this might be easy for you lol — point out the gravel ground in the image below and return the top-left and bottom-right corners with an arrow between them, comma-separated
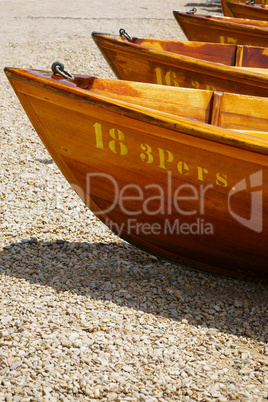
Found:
1,1 -> 268,401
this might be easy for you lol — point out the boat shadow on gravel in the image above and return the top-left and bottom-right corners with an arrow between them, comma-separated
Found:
0,239 -> 267,343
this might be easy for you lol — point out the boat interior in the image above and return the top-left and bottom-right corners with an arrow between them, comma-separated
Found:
74,76 -> 268,137
131,38 -> 268,68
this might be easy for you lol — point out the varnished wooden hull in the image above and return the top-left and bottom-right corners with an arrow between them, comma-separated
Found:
92,32 -> 268,96
173,11 -> 268,47
227,1 -> 268,20
222,0 -> 267,17
5,67 -> 268,280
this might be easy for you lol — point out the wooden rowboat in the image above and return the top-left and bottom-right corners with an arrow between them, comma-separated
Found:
173,10 -> 268,47
221,0 -> 267,17
227,1 -> 268,20
92,31 -> 268,97
5,65 -> 268,280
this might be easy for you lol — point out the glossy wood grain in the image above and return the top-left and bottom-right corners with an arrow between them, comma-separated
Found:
92,32 -> 268,97
4,67 -> 268,279
173,11 -> 268,47
221,0 -> 267,17
227,1 -> 268,20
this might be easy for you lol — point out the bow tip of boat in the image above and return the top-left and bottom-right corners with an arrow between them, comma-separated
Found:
91,31 -> 101,38
91,31 -> 111,39
4,66 -> 21,74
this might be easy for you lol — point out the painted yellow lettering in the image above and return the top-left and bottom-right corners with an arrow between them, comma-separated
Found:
197,166 -> 209,181
177,161 -> 189,175
155,67 -> 163,85
220,35 -> 237,44
157,148 -> 174,169
165,71 -> 180,87
228,37 -> 237,44
109,128 -> 128,155
140,144 -> 154,164
192,80 -> 200,89
205,84 -> 216,91
93,122 -> 104,149
216,172 -> 228,187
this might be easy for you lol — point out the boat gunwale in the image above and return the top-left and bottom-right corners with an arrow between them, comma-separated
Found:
4,67 -> 268,156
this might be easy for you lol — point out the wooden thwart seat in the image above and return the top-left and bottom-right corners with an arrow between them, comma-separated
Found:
210,91 -> 268,135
